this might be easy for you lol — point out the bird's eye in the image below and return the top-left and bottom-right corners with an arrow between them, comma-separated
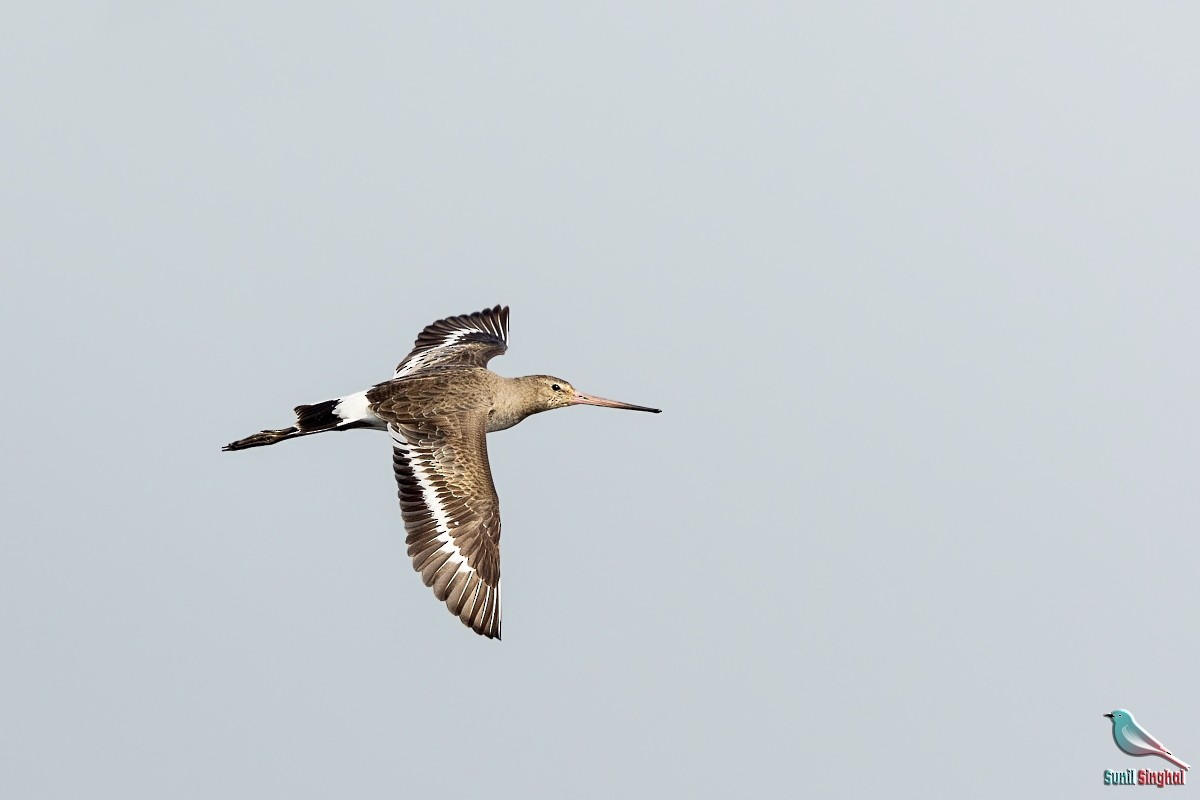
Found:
551,384 -> 561,391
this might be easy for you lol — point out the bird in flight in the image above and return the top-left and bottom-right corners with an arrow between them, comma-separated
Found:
224,305 -> 660,639
1105,710 -> 1190,770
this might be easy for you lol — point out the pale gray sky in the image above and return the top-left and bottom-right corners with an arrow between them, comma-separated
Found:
2,3 -> 1198,798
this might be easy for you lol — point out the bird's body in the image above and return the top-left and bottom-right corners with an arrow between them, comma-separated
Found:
371,369 -> 558,433
1105,710 -> 1190,771
224,306 -> 659,639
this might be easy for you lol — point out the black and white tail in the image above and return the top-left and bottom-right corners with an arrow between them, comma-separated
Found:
222,392 -> 383,451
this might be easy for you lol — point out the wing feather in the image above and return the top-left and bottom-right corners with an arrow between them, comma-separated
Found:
1125,725 -> 1170,755
394,305 -> 509,377
385,411 -> 502,639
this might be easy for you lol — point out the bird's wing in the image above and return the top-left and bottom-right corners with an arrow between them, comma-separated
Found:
394,305 -> 509,378
382,409 -> 502,639
1130,722 -> 1171,753
1123,724 -> 1171,755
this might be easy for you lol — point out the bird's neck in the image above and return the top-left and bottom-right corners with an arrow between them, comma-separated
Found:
487,375 -> 549,433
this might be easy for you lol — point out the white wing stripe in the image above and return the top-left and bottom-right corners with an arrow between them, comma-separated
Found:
393,308 -> 510,378
395,328 -> 483,378
387,415 -> 501,638
390,429 -> 476,580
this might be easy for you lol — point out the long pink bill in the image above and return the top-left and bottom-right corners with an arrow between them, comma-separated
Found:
571,392 -> 661,414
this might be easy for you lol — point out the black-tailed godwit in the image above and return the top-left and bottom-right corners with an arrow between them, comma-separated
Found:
224,306 -> 660,639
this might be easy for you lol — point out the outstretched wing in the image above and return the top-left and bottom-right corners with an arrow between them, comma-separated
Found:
394,305 -> 509,378
384,410 -> 502,639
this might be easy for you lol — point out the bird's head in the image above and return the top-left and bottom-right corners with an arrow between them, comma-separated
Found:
1105,710 -> 1132,724
526,375 -> 661,415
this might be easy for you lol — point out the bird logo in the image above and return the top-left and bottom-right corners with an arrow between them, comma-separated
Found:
1105,710 -> 1190,771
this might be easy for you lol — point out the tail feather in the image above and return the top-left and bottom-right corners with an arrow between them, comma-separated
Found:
223,393 -> 380,452
294,399 -> 341,432
222,427 -> 302,451
1160,751 -> 1190,771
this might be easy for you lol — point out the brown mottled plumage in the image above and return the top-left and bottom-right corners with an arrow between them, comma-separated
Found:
224,306 -> 660,640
